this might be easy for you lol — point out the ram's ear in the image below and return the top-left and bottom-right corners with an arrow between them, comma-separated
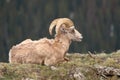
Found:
60,24 -> 67,34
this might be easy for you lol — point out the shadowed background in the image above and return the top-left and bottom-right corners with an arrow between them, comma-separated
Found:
0,0 -> 120,62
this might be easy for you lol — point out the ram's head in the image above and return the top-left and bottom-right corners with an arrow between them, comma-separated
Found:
49,18 -> 83,42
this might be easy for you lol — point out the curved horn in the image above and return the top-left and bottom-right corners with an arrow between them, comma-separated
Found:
49,19 -> 59,35
49,18 -> 74,35
55,18 -> 74,34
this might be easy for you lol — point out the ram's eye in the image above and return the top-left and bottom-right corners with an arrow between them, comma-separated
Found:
71,29 -> 75,33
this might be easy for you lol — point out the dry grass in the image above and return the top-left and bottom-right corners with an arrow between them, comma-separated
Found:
0,50 -> 120,80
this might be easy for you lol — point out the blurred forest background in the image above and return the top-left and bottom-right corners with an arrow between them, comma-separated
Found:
0,0 -> 120,62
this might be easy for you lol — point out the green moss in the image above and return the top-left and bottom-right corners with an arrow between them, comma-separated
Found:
0,51 -> 120,80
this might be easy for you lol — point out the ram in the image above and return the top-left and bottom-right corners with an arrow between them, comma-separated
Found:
9,18 -> 83,66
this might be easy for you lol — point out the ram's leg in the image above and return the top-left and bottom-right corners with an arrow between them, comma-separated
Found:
44,57 -> 56,66
64,57 -> 70,61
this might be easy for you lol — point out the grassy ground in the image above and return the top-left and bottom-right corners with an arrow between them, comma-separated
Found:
0,50 -> 120,80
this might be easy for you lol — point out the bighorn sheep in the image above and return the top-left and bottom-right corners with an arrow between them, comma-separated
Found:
9,18 -> 83,66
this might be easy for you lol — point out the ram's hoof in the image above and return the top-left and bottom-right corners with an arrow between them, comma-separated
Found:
64,57 -> 70,61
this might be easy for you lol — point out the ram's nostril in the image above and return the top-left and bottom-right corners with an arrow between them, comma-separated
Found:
81,36 -> 83,39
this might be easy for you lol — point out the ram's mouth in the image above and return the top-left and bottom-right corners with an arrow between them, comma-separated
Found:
76,35 -> 83,42
72,37 -> 82,42
77,38 -> 83,42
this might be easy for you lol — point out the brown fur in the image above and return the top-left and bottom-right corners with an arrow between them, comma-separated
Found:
9,18 -> 83,66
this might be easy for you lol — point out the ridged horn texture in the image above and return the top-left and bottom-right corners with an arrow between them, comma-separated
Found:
49,18 -> 74,35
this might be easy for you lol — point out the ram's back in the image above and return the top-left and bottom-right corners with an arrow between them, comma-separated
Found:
9,38 -> 54,64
